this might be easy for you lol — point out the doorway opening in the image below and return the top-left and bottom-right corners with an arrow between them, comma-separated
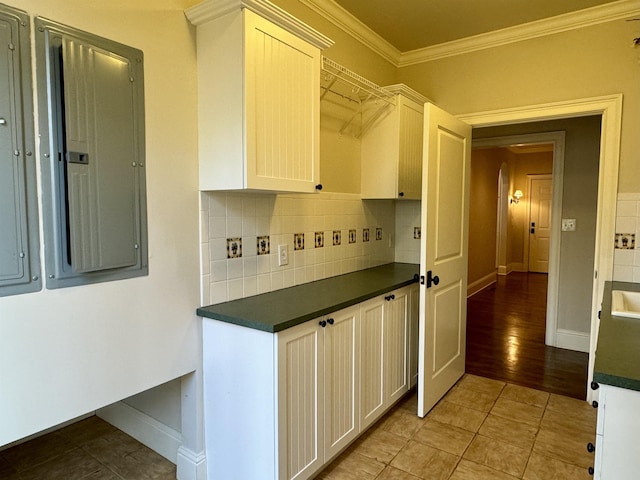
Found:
464,117 -> 603,400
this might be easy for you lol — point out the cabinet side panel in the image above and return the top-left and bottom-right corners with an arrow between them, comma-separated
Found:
203,320 -> 277,480
197,14 -> 244,190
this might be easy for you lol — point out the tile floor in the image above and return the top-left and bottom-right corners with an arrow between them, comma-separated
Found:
0,416 -> 175,480
0,374 -> 596,480
317,374 -> 597,480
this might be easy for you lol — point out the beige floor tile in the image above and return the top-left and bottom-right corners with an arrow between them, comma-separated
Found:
457,374 -> 505,398
462,434 -> 530,477
381,408 -> 425,439
541,408 -> 596,437
478,414 -> 538,450
390,440 -> 459,480
543,394 -> 596,435
445,385 -> 497,412
523,452 -> 593,480
533,426 -> 595,469
427,401 -> 487,433
449,459 -> 520,480
376,465 -> 423,480
500,384 -> 550,408
317,451 -> 385,480
491,397 -> 544,427
352,426 -> 409,464
412,419 -> 474,456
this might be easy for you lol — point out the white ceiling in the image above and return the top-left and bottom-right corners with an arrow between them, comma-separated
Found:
330,0 -> 622,51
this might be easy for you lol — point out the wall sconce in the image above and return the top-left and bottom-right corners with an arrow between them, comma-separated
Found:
511,190 -> 523,204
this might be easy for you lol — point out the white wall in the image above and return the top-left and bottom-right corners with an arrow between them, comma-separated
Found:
0,0 -> 200,448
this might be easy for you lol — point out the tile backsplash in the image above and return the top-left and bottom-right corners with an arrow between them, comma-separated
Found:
613,193 -> 640,282
200,191 -> 400,305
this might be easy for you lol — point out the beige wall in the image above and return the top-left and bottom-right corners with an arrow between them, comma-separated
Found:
398,19 -> 640,194
468,148 -> 554,286
468,148 -> 505,284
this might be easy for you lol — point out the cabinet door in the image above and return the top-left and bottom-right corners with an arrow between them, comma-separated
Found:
359,296 -> 385,430
597,385 -> 640,480
323,306 -> 359,460
277,319 -> 324,480
244,10 -> 320,192
397,98 -> 424,200
384,289 -> 409,403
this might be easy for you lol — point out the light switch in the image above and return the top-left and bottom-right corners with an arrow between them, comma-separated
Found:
562,218 -> 576,231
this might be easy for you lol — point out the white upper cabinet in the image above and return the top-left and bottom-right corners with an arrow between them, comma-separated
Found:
186,0 -> 333,192
361,84 -> 428,200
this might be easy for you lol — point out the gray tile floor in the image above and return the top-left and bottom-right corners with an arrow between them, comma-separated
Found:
0,374 -> 597,480
0,417 -> 175,480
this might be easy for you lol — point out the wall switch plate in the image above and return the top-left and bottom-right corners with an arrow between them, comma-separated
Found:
562,218 -> 576,231
278,244 -> 289,266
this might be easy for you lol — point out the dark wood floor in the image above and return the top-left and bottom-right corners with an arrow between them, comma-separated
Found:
466,272 -> 589,400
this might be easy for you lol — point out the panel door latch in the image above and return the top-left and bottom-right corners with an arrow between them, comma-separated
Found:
421,270 -> 440,288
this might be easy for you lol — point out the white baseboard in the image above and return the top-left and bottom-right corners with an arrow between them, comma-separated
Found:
497,265 -> 508,275
177,446 -> 207,480
467,272 -> 496,297
555,329 -> 590,353
97,401 -> 182,464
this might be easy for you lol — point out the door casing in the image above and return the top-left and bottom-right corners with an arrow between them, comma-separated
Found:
459,94 -> 622,404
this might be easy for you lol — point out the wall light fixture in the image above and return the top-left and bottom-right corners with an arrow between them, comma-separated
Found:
511,190 -> 523,204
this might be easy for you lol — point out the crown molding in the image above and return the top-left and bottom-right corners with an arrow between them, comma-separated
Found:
384,83 -> 429,105
185,0 -> 334,49
301,0 -> 640,67
299,0 -> 399,65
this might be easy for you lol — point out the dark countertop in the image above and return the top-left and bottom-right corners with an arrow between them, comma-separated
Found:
593,281 -> 640,391
197,262 -> 420,333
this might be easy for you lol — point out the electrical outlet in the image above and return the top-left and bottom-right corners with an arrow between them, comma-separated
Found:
561,218 -> 576,231
278,244 -> 289,266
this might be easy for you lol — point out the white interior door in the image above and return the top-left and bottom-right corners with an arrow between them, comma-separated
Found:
528,175 -> 553,273
418,104 -> 471,417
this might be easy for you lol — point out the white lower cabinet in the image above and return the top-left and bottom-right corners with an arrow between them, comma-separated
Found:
359,287 -> 412,431
594,384 -> 640,479
202,285 -> 417,480
277,305 -> 360,480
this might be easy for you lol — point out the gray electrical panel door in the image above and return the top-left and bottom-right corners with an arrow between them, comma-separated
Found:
36,18 -> 147,289
63,38 -> 137,273
0,6 -> 40,296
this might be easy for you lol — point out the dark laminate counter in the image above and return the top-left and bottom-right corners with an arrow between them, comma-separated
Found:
197,262 -> 420,333
593,281 -> 640,391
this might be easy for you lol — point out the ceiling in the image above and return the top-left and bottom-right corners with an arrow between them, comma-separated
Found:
330,0 -> 622,52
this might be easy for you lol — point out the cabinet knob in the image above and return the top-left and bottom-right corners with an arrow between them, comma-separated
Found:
591,381 -> 599,390
315,184 -> 323,191
319,320 -> 327,328
592,400 -> 598,409
588,466 -> 594,476
385,294 -> 395,301
327,318 -> 334,325
587,442 -> 595,453
398,191 -> 404,197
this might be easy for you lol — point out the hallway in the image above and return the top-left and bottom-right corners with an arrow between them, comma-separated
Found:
465,272 -> 589,400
